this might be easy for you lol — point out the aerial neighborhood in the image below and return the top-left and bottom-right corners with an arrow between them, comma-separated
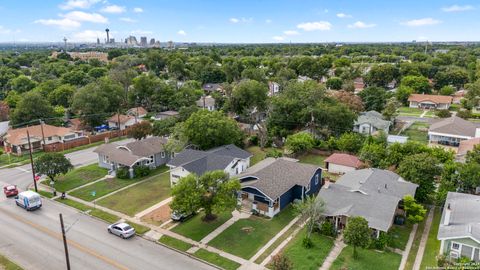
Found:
1,1 -> 480,270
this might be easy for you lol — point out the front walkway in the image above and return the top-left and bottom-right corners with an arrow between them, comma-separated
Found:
412,207 -> 435,270
398,223 -> 418,270
319,235 -> 346,270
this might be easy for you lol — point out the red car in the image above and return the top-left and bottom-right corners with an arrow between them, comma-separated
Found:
3,185 -> 18,197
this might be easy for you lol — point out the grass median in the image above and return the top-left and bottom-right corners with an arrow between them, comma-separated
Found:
53,164 -> 107,192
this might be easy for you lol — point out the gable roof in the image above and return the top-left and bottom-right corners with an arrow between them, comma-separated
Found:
4,124 -> 75,145
239,158 -> 320,200
167,144 -> 252,176
354,111 -> 391,130
325,153 -> 362,168
438,192 -> 480,243
127,107 -> 148,117
429,116 -> 479,138
202,83 -> 224,92
457,137 -> 480,158
408,94 -> 453,104
107,114 -> 136,124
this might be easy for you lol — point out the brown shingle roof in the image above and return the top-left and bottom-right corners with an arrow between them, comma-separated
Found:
107,114 -> 135,124
457,137 -> 480,157
5,124 -> 74,145
408,94 -> 453,104
325,153 -> 362,168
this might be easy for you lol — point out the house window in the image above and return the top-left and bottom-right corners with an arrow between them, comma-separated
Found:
150,155 -> 154,163
161,152 -> 165,158
452,242 -> 460,251
315,174 -> 319,185
47,136 -> 52,141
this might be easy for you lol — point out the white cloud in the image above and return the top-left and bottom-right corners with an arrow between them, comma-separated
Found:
61,11 -> 108,23
133,7 -> 144,13
177,30 -> 187,36
272,36 -> 284,41
229,18 -> 239,23
0,26 -> 11,34
100,5 -> 126,14
59,0 -> 100,10
402,18 -> 441,27
284,30 -> 299,36
229,17 -> 253,23
265,19 -> 272,24
348,21 -> 376,29
34,18 -> 81,29
336,13 -> 352,18
71,30 -> 105,42
297,21 -> 332,31
442,5 -> 474,12
120,17 -> 137,23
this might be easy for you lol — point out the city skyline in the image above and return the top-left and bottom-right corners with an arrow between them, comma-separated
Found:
0,0 -> 480,43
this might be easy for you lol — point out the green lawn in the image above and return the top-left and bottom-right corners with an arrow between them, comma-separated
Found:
419,207 -> 442,270
397,107 -> 423,116
404,208 -> 430,270
400,122 -> 429,145
55,198 -> 121,224
34,189 -> 54,198
331,246 -> 402,270
0,254 -> 23,270
209,206 -> 297,259
126,221 -> 151,235
254,222 -> 301,264
56,198 -> 92,211
282,229 -> 335,270
388,224 -> 413,251
158,235 -> 192,252
298,153 -> 327,166
53,164 -> 108,192
69,177 -> 136,201
247,146 -> 270,165
194,249 -> 240,270
97,172 -> 171,216
172,211 -> 233,241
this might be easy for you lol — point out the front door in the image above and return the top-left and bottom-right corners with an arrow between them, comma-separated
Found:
248,193 -> 254,201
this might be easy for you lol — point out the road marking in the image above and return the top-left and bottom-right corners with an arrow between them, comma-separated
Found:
0,207 -> 129,270
14,167 -> 30,173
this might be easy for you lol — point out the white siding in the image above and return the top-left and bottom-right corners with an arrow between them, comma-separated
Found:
328,163 -> 356,174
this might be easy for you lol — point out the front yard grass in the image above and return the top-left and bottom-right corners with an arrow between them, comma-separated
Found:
0,254 -> 23,270
158,235 -> 192,252
397,107 -> 423,116
171,211 -> 232,241
97,172 -> 171,216
331,246 -> 402,270
69,177 -> 135,201
400,122 -> 429,145
208,206 -> 296,259
388,224 -> 413,251
404,208 -> 430,270
55,198 -> 121,224
419,207 -> 442,270
194,249 -> 240,270
247,146 -> 273,165
53,164 -> 107,192
298,153 -> 327,166
126,221 -> 151,235
281,228 -> 335,270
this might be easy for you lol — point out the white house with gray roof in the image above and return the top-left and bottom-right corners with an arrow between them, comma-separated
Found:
438,192 -> 480,262
428,116 -> 480,147
317,168 -> 418,237
166,144 -> 252,186
353,111 -> 391,135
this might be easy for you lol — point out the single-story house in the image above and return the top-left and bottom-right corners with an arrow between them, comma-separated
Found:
127,107 -> 148,118
107,114 -> 138,130
453,90 -> 466,105
94,136 -> 170,178
151,111 -> 179,121
317,168 -> 418,237
202,83 -> 224,93
268,81 -> 280,96
3,124 -> 83,155
324,153 -> 362,174
167,144 -> 252,186
456,138 -> 480,163
0,121 -> 9,145
238,157 -> 322,217
408,94 -> 453,110
428,116 -> 480,147
437,192 -> 480,262
353,111 -> 391,135
196,96 -> 216,111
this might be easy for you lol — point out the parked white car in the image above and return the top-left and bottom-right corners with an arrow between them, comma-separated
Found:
107,222 -> 135,239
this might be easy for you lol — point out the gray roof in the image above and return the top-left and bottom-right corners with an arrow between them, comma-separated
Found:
167,144 -> 252,176
202,83 -> 223,91
317,168 -> 418,232
94,144 -> 146,167
354,111 -> 391,130
438,192 -> 480,243
196,96 -> 215,108
429,116 -> 479,138
239,158 -> 320,200
124,137 -> 167,157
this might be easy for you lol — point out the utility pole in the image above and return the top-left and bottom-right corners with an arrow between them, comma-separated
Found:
59,213 -> 71,270
26,129 -> 38,192
117,110 -> 121,137
39,119 -> 46,151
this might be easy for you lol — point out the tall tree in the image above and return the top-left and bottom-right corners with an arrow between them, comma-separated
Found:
128,121 -> 153,140
398,153 -> 441,202
359,86 -> 387,112
34,153 -> 73,191
293,196 -> 324,247
285,132 -> 315,155
10,91 -> 56,125
230,79 -> 268,119
343,216 -> 371,259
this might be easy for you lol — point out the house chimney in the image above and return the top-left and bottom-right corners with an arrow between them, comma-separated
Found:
444,203 -> 451,226
324,180 -> 330,189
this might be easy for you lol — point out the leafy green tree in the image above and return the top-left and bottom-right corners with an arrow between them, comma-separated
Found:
365,64 -> 399,88
171,171 -> 241,221
4,90 -> 21,108
10,91 -> 56,125
335,132 -> 365,153
435,109 -> 451,118
439,85 -> 455,96
400,75 -> 431,94
107,49 -> 124,60
48,84 -> 75,108
434,67 -> 469,89
293,196 -> 324,247
359,142 -> 386,168
152,117 -> 178,136
128,121 -> 153,140
359,86 -> 387,112
326,77 -> 343,90
109,62 -> 138,101
10,75 -> 37,93
457,162 -> 480,193
332,90 -> 364,112
34,153 -> 73,188
88,67 -> 107,79
241,68 -> 266,83
343,216 -> 371,259
230,79 -> 268,118
182,110 -> 244,150
382,97 -> 400,121
395,86 -> 414,105
145,50 -> 166,75
403,195 -> 426,224
285,132 -> 315,155
398,153 -> 441,202
466,144 -> 480,164
62,70 -> 90,86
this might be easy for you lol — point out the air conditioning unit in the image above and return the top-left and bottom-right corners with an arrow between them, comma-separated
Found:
450,251 -> 460,259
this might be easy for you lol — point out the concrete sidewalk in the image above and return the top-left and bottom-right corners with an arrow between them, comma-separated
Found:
398,223 -> 418,270
319,235 -> 345,270
412,207 -> 435,270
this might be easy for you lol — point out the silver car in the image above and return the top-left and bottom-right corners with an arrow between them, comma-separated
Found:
108,222 -> 135,239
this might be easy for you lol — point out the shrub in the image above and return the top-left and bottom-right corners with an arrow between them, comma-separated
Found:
116,167 -> 130,179
457,110 -> 472,119
0,149 -> 3,155
368,232 -> 389,250
248,135 -> 259,146
271,253 -> 293,270
266,149 -> 283,158
435,109 -> 451,118
302,237 -> 314,249
319,221 -> 336,237
134,165 -> 150,178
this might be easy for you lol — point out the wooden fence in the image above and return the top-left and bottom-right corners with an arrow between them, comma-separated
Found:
44,129 -> 130,153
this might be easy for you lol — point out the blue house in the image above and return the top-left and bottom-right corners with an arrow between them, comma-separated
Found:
238,157 -> 322,217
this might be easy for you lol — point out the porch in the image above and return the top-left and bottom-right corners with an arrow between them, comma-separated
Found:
238,191 -> 280,218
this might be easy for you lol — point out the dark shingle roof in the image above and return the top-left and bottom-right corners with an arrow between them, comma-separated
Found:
429,116 -> 479,138
207,144 -> 252,160
124,137 -> 168,157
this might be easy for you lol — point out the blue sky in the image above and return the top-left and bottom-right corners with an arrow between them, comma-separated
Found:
0,0 -> 479,43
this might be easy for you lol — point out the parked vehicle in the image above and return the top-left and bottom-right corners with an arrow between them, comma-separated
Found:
15,191 -> 42,211
3,185 -> 18,197
171,211 -> 194,222
107,222 -> 135,239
